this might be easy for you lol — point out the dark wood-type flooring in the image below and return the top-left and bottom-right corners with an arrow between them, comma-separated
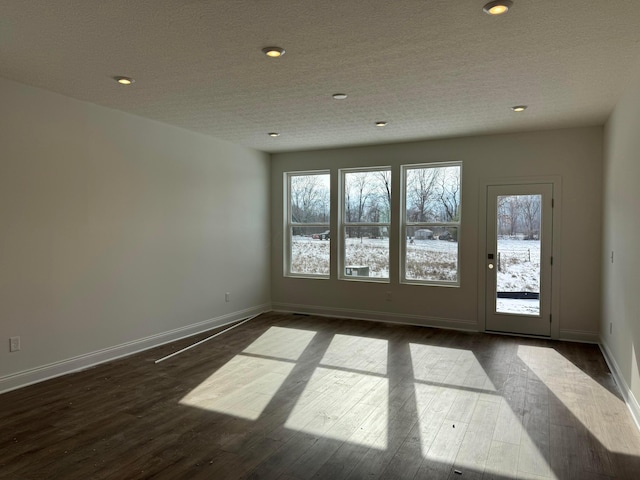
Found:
2,312 -> 640,479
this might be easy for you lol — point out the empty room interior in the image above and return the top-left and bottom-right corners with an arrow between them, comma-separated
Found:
2,1 -> 640,479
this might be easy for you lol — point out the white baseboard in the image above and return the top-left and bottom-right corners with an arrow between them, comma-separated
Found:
0,304 -> 271,395
599,340 -> 640,432
272,302 -> 478,332
559,329 -> 600,343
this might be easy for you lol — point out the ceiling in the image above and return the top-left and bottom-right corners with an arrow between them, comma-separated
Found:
2,1 -> 640,153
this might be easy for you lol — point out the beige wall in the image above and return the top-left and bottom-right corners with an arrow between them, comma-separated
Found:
0,78 -> 271,382
271,127 -> 603,338
0,74 -> 609,393
602,74 -> 640,409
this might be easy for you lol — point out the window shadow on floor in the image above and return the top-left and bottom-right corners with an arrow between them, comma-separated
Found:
1,313 -> 640,479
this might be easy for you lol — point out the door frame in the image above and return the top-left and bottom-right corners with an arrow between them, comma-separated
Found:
485,183 -> 552,336
477,176 -> 562,339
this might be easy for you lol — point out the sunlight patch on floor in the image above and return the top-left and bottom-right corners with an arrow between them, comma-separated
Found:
410,344 -> 497,393
518,345 -> 640,455
413,383 -> 456,458
180,354 -> 295,420
242,326 -> 317,360
285,366 -> 389,449
180,327 -> 319,419
320,334 -> 388,375
283,333 -> 389,448
409,344 -> 556,478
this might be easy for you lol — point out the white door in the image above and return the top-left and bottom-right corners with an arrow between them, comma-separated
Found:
486,184 -> 553,336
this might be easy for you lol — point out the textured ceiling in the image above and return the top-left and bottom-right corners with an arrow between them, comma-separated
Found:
2,1 -> 640,153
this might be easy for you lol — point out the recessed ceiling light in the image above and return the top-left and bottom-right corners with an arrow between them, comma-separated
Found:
114,76 -> 135,85
483,0 -> 513,15
375,121 -> 388,127
511,105 -> 528,112
262,47 -> 285,58
332,93 -> 348,100
268,132 -> 280,137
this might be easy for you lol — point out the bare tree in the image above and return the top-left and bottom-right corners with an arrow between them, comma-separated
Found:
406,168 -> 440,222
437,167 -> 460,221
520,195 -> 541,239
497,195 -> 521,236
344,170 -> 392,238
344,172 -> 372,237
291,174 -> 329,223
345,172 -> 367,224
376,170 -> 392,221
497,196 -> 510,236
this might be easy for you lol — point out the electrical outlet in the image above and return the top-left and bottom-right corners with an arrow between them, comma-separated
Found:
10,336 -> 20,352
385,291 -> 392,301
225,292 -> 231,303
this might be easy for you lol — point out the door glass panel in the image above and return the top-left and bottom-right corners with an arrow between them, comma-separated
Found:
495,194 -> 541,316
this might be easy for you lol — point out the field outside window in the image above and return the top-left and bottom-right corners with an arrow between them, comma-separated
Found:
286,172 -> 330,277
403,163 -> 461,285
341,168 -> 391,281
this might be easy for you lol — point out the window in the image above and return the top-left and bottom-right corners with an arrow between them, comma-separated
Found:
340,168 -> 391,281
285,163 -> 462,286
286,171 -> 331,277
402,162 -> 461,285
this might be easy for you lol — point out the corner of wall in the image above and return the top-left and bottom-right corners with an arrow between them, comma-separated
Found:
0,304 -> 271,395
599,340 -> 640,431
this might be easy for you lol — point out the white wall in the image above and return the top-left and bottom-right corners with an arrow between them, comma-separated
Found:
602,73 -> 640,419
271,127 -> 603,338
0,78 -> 271,387
0,73 -> 608,394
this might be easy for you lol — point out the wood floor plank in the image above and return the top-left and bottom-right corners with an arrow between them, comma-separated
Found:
484,440 -> 520,479
414,419 -> 468,479
1,312 -> 639,479
493,398 -> 524,445
310,405 -> 387,480
342,394 -> 421,479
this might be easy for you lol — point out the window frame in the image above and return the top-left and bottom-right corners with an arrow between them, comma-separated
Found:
339,166 -> 392,283
401,161 -> 462,287
284,170 -> 331,279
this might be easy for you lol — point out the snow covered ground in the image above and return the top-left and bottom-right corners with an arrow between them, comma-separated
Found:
290,237 -> 330,275
496,238 -> 540,292
291,236 -> 542,313
345,237 -> 390,277
495,239 -> 541,315
496,298 -> 540,315
291,236 -> 459,280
